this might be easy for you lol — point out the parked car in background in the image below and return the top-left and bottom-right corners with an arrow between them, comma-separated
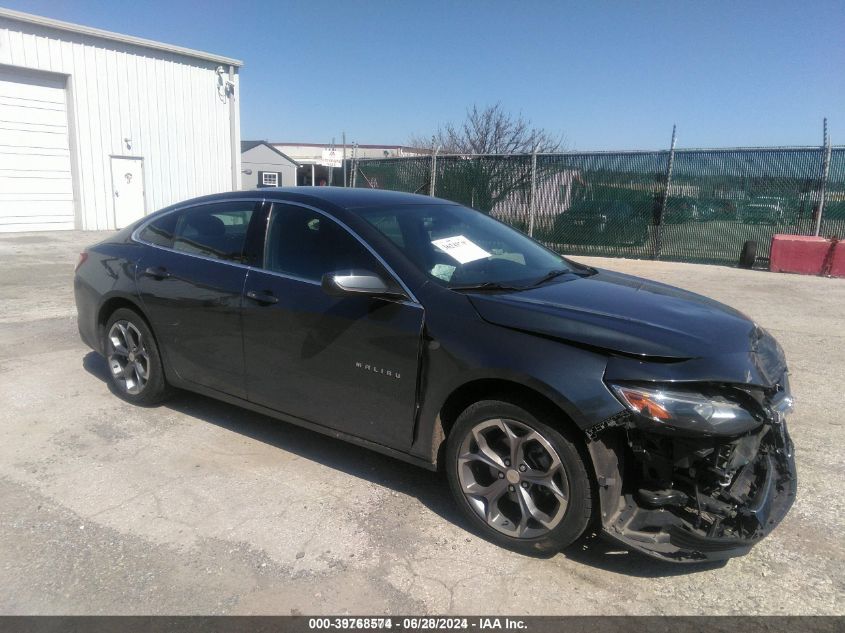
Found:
661,196 -> 704,224
553,184 -> 650,246
742,196 -> 788,225
74,188 -> 796,563
708,199 -> 739,221
661,197 -> 737,223
822,199 -> 845,223
690,202 -> 716,223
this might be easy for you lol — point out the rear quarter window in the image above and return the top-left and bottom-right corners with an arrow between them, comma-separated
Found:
172,204 -> 255,262
137,203 -> 256,263
138,213 -> 177,248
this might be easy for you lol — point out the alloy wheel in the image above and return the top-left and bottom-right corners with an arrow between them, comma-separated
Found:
107,321 -> 150,395
457,418 -> 569,539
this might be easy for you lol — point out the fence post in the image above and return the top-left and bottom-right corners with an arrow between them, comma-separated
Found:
654,124 -> 677,259
342,131 -> 347,187
815,118 -> 832,236
429,146 -> 440,196
351,143 -> 358,188
528,150 -> 538,237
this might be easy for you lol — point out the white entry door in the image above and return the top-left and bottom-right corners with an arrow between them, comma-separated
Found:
111,156 -> 145,229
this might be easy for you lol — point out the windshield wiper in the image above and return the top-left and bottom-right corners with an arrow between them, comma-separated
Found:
451,267 -> 586,293
527,268 -> 572,287
568,262 -> 599,276
450,281 -> 525,292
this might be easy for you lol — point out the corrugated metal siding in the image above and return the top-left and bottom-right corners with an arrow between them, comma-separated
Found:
0,17 -> 239,230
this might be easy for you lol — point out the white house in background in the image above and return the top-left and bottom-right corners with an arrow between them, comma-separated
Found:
272,142 -> 429,186
240,141 -> 298,189
0,8 -> 242,232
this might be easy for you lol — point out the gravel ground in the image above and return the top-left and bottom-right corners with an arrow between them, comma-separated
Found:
0,230 -> 842,615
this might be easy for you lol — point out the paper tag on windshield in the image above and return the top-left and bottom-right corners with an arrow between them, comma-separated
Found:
431,235 -> 491,264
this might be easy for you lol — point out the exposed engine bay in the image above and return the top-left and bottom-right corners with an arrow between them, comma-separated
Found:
589,381 -> 797,562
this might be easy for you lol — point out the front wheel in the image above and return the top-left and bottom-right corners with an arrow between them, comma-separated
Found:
445,400 -> 594,555
104,308 -> 171,405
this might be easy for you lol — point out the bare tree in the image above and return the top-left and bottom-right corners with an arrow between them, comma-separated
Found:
409,103 -> 564,154
406,104 -> 565,217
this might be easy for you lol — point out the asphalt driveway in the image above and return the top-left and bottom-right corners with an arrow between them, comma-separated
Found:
0,230 -> 842,615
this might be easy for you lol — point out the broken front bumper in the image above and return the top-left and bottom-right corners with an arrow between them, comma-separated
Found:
589,412 -> 797,563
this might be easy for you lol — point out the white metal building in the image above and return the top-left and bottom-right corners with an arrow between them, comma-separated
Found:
0,8 -> 242,232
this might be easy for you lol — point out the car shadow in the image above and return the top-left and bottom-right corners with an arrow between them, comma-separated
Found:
83,351 -> 725,578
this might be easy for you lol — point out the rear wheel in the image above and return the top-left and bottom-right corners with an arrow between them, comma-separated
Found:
445,400 -> 593,555
104,308 -> 171,405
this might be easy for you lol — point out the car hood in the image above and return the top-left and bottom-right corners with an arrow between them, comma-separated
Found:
467,269 -> 779,366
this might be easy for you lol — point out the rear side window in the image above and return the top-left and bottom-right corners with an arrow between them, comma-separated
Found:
264,204 -> 382,282
170,203 -> 255,262
138,213 -> 177,248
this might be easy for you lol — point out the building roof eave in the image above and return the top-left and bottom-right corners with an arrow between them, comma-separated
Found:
0,8 -> 243,67
241,141 -> 300,167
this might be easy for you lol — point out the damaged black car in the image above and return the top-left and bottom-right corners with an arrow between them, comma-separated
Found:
74,188 -> 796,563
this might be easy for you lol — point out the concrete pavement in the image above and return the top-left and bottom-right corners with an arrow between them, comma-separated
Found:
0,230 -> 842,615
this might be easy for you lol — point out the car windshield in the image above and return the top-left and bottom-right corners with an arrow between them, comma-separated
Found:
354,203 -> 577,289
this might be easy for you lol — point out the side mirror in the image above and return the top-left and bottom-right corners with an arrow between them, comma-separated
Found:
321,270 -> 405,299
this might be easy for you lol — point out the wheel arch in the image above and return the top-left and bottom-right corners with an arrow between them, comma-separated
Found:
431,377 -> 588,471
96,294 -> 153,353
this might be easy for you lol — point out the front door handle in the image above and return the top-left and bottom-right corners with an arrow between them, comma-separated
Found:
143,266 -> 171,280
246,290 -> 278,305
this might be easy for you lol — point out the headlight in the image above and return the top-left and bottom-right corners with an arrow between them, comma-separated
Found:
609,383 -> 761,435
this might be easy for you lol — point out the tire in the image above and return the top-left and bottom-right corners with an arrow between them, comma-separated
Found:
104,308 -> 172,405
739,240 -> 757,269
445,399 -> 593,556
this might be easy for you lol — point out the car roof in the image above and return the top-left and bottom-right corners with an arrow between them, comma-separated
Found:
163,187 -> 457,211
144,188 -> 460,226
263,187 -> 456,209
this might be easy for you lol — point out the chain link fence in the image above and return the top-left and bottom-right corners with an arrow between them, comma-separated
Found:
348,143 -> 845,267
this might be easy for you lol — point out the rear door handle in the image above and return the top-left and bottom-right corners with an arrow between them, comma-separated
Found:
143,266 -> 171,280
246,290 -> 278,305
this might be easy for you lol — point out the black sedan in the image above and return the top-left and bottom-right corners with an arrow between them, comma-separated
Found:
74,188 -> 796,562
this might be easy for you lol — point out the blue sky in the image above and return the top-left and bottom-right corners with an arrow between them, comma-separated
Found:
7,1 -> 844,150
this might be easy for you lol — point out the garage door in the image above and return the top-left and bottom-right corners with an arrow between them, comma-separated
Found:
0,68 -> 74,232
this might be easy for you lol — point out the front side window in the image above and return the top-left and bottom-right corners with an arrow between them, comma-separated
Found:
264,204 -> 383,282
169,202 -> 255,262
354,203 -> 574,287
